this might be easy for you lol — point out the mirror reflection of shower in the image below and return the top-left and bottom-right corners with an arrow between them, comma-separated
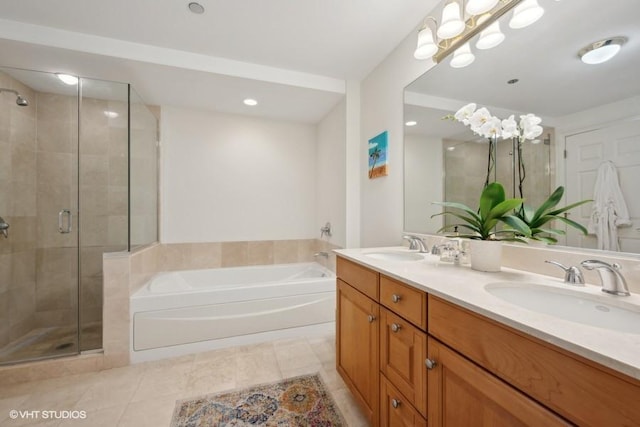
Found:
0,88 -> 29,106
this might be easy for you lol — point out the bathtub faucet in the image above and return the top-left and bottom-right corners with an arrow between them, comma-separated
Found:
314,252 -> 329,259
320,222 -> 332,238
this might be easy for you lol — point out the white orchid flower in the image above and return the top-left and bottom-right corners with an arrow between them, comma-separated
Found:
480,116 -> 503,139
454,103 -> 476,125
500,115 -> 519,139
523,124 -> 543,140
469,107 -> 492,130
520,114 -> 543,140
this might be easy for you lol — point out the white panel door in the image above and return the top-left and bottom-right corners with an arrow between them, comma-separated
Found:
565,120 -> 640,252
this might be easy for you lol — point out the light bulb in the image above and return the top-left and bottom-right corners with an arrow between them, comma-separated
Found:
414,26 -> 438,60
465,0 -> 499,15
476,21 -> 505,50
509,0 -> 544,29
57,74 -> 78,85
437,2 -> 465,39
450,43 -> 475,68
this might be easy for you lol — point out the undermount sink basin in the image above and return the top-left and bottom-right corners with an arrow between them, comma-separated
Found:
364,251 -> 425,262
485,282 -> 640,334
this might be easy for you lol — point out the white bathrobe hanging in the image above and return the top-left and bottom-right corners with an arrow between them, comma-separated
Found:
587,161 -> 631,251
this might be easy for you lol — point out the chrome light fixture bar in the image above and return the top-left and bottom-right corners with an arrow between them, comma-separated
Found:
414,0 -> 528,65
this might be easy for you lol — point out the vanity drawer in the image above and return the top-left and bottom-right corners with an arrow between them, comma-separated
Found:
428,295 -> 640,427
337,256 -> 379,301
380,374 -> 426,427
380,275 -> 427,330
380,307 -> 427,417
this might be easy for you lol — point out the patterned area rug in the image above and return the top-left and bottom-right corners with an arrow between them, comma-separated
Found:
171,373 -> 345,426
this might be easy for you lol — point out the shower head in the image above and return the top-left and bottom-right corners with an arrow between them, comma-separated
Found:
16,95 -> 28,107
0,88 -> 29,107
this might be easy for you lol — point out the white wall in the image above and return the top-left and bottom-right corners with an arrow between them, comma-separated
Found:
316,99 -> 347,247
161,106 -> 317,243
404,134 -> 443,233
359,31 -> 437,247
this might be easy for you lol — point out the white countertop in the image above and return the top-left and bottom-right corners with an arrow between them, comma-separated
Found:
335,246 -> 640,381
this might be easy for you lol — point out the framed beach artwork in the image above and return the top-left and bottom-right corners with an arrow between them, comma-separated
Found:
368,131 -> 388,179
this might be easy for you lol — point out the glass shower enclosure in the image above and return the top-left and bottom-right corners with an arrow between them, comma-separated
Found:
0,66 -> 158,365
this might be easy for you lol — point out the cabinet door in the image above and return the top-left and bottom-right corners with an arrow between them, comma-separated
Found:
337,279 -> 379,426
380,374 -> 427,427
427,337 -> 570,427
380,307 -> 427,416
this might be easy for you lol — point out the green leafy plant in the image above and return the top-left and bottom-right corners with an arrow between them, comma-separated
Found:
516,186 -> 591,244
432,182 -> 531,241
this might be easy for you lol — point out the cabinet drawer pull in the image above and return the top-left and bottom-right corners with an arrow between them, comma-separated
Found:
425,358 -> 437,370
368,314 -> 376,323
391,398 -> 401,409
391,323 -> 401,333
391,294 -> 402,303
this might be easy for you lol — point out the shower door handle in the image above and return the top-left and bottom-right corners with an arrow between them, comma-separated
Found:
0,216 -> 8,238
58,209 -> 72,234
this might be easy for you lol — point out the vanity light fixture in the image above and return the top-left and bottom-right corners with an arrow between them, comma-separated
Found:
103,111 -> 119,118
437,1 -> 466,39
450,42 -> 475,68
578,37 -> 626,65
446,146 -> 456,151
243,98 -> 258,106
414,21 -> 439,60
414,0 -> 545,68
466,0 -> 499,15
476,21 -> 505,50
57,73 -> 78,85
508,0 -> 544,29
405,120 -> 418,126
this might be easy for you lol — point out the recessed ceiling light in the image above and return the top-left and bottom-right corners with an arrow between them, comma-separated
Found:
188,2 -> 205,14
243,98 -> 258,106
579,37 -> 626,65
405,121 -> 417,127
104,111 -> 119,118
57,73 -> 78,85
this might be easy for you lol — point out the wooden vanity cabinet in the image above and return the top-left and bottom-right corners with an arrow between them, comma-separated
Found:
338,255 -> 640,427
428,295 -> 640,427
336,258 -> 380,427
380,374 -> 427,427
427,336 -> 570,427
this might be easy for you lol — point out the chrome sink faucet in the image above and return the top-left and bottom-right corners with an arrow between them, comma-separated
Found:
545,261 -> 584,285
402,235 -> 429,253
580,260 -> 630,296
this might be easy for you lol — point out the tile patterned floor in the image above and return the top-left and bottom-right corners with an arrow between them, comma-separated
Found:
0,334 -> 368,426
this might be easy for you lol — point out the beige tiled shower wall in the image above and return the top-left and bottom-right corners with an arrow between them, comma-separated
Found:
34,92 -> 79,334
79,96 -> 129,350
443,133 -> 555,216
0,72 -> 38,349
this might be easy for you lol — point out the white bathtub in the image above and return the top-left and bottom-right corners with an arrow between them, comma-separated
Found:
130,262 -> 336,362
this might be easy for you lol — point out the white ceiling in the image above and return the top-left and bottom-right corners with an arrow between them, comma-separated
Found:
406,0 -> 640,122
0,0 -> 439,123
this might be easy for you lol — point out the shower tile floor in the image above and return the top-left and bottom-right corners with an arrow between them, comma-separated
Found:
0,323 -> 102,366
0,333 -> 368,426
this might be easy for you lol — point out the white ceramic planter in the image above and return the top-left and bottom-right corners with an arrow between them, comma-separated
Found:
469,240 -> 503,272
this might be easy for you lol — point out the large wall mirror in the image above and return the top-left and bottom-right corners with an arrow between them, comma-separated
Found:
404,0 -> 640,254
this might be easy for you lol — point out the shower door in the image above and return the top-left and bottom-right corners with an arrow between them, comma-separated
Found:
0,68 -> 80,364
